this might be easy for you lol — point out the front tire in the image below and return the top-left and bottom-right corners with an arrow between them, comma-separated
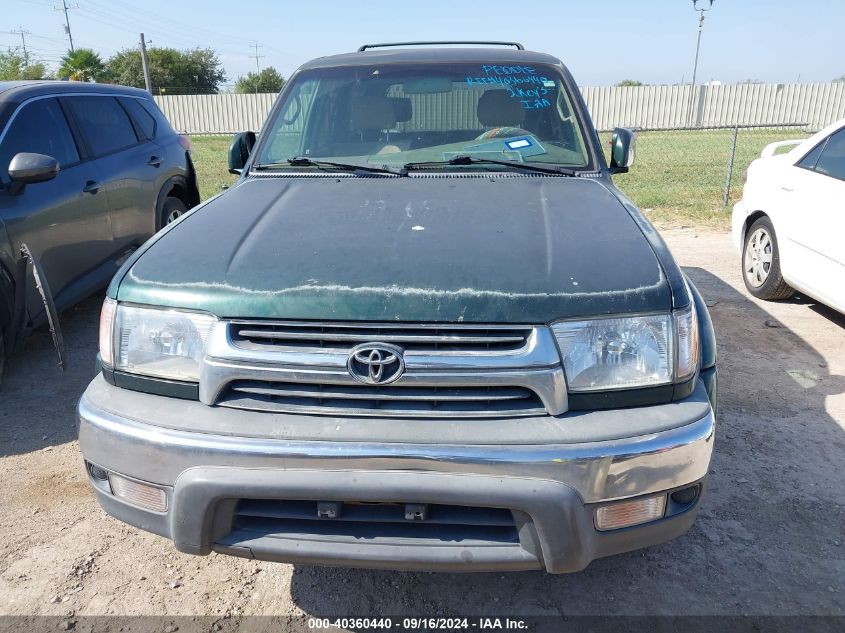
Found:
742,216 -> 794,300
159,196 -> 188,228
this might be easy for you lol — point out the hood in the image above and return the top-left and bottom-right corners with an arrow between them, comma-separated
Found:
117,176 -> 670,323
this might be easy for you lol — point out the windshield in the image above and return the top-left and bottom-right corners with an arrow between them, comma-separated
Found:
253,62 -> 592,171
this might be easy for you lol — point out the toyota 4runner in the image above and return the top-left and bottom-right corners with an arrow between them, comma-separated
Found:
78,42 -> 717,574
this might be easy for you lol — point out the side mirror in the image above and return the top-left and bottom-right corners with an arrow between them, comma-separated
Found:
609,128 -> 636,174
8,152 -> 59,194
228,131 -> 256,175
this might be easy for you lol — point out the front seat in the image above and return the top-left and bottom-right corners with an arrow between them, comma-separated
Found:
348,95 -> 400,155
476,89 -> 530,139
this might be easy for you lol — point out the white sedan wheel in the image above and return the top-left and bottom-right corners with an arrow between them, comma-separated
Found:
741,217 -> 794,301
743,227 -> 774,288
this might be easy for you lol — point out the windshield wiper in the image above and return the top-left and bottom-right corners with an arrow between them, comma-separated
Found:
253,157 -> 406,176
403,155 -> 576,176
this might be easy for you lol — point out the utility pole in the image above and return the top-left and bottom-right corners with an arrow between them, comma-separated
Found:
249,42 -> 265,93
55,0 -> 76,52
249,42 -> 264,73
139,33 -> 152,93
11,27 -> 31,65
688,0 -> 714,124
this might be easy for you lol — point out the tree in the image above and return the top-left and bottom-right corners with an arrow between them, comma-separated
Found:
616,79 -> 644,87
235,67 -> 285,94
106,47 -> 226,94
0,48 -> 49,80
834,75 -> 845,83
58,48 -> 106,82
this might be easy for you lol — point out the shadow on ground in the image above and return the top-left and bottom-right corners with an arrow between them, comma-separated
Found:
0,294 -> 101,456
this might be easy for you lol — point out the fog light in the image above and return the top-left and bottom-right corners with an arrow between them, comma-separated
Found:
86,462 -> 109,481
595,495 -> 666,531
108,473 -> 167,512
671,485 -> 700,506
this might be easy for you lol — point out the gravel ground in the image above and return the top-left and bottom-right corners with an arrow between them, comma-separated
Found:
0,228 -> 843,618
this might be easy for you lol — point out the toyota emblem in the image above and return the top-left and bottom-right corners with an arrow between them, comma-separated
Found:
347,343 -> 405,385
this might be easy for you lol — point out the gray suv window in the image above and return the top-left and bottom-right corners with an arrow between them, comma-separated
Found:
65,96 -> 139,158
0,98 -> 80,171
138,99 -> 175,137
120,97 -> 157,140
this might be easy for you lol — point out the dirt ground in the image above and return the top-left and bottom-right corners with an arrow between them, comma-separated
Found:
0,229 -> 843,619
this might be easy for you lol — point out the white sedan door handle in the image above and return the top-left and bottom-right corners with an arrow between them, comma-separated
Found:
779,186 -> 794,192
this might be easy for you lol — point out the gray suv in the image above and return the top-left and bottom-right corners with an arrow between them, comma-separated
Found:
0,81 -> 199,381
79,43 -> 717,573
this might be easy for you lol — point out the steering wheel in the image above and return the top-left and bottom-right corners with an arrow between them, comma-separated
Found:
280,93 -> 302,125
475,127 -> 533,140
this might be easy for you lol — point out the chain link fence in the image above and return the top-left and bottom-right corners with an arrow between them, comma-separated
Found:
600,124 -> 813,224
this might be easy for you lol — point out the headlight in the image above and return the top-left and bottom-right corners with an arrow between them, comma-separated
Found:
552,308 -> 698,392
100,301 -> 216,382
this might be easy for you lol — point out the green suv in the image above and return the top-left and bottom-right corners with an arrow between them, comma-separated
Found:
79,43 -> 717,573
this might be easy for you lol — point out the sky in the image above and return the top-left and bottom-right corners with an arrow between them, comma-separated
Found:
3,0 -> 844,87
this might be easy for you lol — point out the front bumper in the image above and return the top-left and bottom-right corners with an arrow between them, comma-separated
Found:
78,375 -> 715,573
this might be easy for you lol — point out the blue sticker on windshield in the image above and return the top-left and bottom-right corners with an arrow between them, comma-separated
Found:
462,136 -> 546,158
504,136 -> 546,157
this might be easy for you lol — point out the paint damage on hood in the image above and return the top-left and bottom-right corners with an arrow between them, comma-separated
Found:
117,176 -> 671,323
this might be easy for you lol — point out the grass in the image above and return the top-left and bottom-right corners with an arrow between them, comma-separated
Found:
603,127 -> 810,228
191,127 -> 811,228
190,135 -> 238,200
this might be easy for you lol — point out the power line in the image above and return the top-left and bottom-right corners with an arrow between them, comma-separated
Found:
102,0 -> 251,48
74,5 -> 249,59
26,32 -> 69,45
80,0 -> 297,67
14,0 -> 294,79
83,0 -> 248,51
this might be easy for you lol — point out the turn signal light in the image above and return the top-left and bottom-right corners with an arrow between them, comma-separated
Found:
108,473 -> 167,513
595,495 -> 666,531
98,298 -> 116,367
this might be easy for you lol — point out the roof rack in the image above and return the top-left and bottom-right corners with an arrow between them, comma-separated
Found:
357,41 -> 525,52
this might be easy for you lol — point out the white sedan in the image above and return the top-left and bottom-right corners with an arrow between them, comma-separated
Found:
732,119 -> 845,314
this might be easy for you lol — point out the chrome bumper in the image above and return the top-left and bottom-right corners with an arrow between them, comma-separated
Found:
78,376 -> 715,573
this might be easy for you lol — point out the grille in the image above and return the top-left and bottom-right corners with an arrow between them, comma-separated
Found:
210,320 -> 561,418
226,499 -> 519,545
216,380 -> 546,418
229,321 -> 532,353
